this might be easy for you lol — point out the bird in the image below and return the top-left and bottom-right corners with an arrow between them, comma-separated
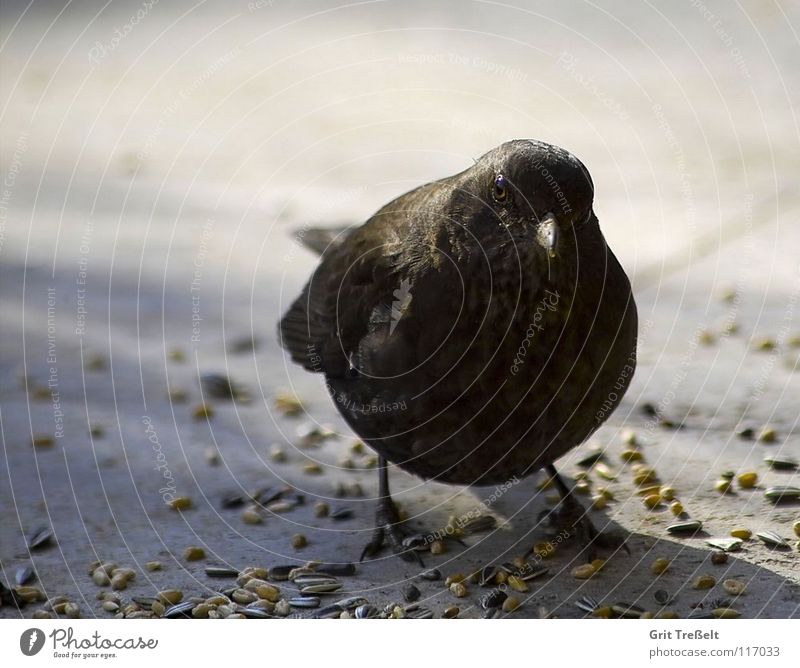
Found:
279,139 -> 637,562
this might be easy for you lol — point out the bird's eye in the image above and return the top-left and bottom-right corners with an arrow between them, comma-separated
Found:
492,174 -> 509,203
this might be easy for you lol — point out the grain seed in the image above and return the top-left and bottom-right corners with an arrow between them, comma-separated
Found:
502,596 -> 521,613
192,403 -> 214,420
168,496 -> 192,511
713,607 -> 741,618
449,582 -> 467,598
711,551 -> 728,565
669,501 -> 684,516
730,528 -> 752,540
157,590 -> 183,605
291,534 -> 308,549
758,427 -> 777,443
660,486 -> 676,501
723,579 -> 746,596
145,561 -> 162,572
571,564 -> 596,579
737,472 -> 758,489
651,558 -> 670,575
241,506 -> 263,524
183,546 -> 206,561
692,575 -> 716,589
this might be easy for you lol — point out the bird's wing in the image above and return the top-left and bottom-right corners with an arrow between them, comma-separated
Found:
278,208 -> 416,377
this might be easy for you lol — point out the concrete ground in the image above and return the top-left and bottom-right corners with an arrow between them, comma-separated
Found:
0,0 -> 798,619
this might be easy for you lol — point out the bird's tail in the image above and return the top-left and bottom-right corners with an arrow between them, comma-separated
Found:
293,225 -> 352,256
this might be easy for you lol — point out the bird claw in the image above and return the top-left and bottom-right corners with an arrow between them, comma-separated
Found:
359,499 -> 423,565
544,494 -> 628,562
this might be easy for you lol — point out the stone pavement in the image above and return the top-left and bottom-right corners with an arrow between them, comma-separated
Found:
0,0 -> 798,618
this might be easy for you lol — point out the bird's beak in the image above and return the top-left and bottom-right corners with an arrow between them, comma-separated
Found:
537,212 -> 559,258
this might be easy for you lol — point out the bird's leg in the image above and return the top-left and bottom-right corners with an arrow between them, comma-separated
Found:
360,457 -> 423,564
543,464 -> 627,561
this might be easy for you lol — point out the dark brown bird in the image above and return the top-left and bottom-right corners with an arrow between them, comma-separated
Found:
279,139 -> 637,561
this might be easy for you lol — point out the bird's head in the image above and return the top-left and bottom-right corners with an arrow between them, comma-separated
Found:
450,139 -> 595,258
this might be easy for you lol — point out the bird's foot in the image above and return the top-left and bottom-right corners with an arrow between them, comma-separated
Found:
539,494 -> 628,562
360,497 -> 424,565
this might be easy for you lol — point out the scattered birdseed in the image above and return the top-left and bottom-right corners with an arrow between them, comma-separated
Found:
737,472 -> 758,489
449,582 -> 468,598
730,528 -> 752,540
651,558 -> 670,575
32,434 -> 54,448
241,506 -> 263,525
430,540 -> 446,555
758,427 -> 777,443
157,590 -> 183,605
710,551 -> 728,565
420,568 -> 442,581
270,445 -> 288,463
205,448 -> 221,466
706,538 -> 742,552
168,496 -> 192,511
92,569 -> 110,586
692,575 -> 716,590
27,527 -> 54,551
101,601 -> 119,613
330,507 -> 354,520
764,456 -> 798,471
643,494 -> 662,509
275,392 -> 304,417
714,479 -> 732,494
712,607 -> 741,618
184,546 -> 206,561
192,404 -> 214,420
592,495 -> 607,510
443,605 -> 459,618
764,486 -> 800,503
291,534 -> 308,549
660,486 -> 676,501
654,590 -> 671,605
15,566 -> 35,586
313,501 -> 330,518
620,449 -> 643,463
669,501 -> 684,516
571,564 -> 595,580
756,530 -> 790,548
794,521 -> 800,539
303,462 -> 323,475
110,573 -> 129,590
723,579 -> 746,596
403,584 -> 421,603
667,519 -> 701,534
502,596 -> 521,613
506,575 -> 528,593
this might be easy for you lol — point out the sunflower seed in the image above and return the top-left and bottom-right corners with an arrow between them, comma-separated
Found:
221,492 -> 246,509
205,566 -> 239,578
574,596 -> 600,614
706,538 -> 743,552
315,563 -> 356,577
478,565 -> 497,586
756,530 -> 790,548
521,566 -> 550,582
462,515 -> 497,534
403,584 -> 420,603
164,601 -> 195,618
577,448 -> 605,467
289,596 -> 321,608
240,608 -> 274,619
354,604 -> 377,619
330,507 -> 354,520
269,565 -> 295,581
300,582 -> 343,595
15,566 -> 35,586
654,590 -> 671,605
763,486 -> 800,503
480,589 -> 507,609
407,607 -> 434,619
667,520 -> 703,534
132,596 -> 157,609
293,575 -> 339,587
27,527 -> 53,551
419,568 -> 441,581
482,608 -> 501,619
402,534 -> 429,550
764,456 -> 798,471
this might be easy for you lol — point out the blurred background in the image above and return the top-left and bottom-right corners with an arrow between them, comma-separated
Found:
0,1 -> 798,619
